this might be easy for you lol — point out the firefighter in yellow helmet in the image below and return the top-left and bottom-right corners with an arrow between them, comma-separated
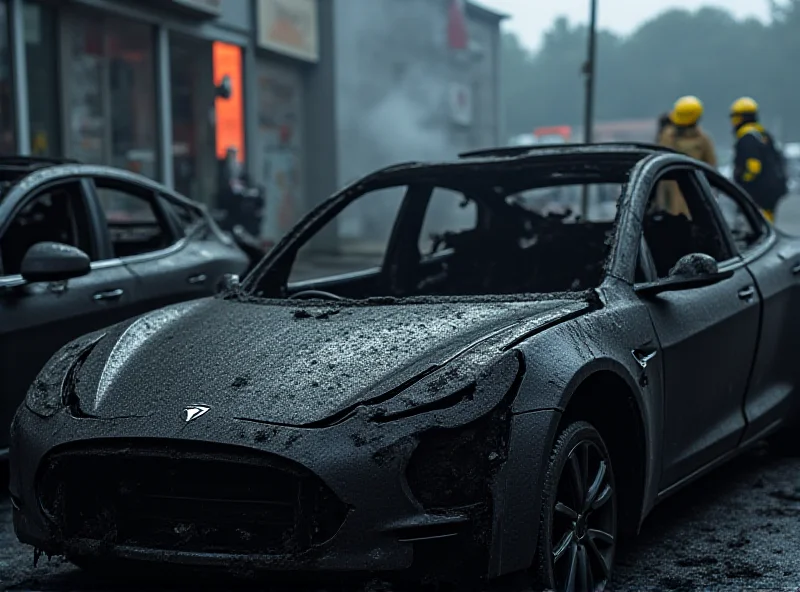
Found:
656,96 -> 718,216
730,97 -> 788,223
660,96 -> 718,165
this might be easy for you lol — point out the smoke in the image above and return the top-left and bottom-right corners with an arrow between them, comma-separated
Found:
335,0 -> 466,243
357,66 -> 453,166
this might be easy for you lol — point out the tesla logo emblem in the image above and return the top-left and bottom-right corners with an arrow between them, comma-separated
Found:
184,405 -> 210,422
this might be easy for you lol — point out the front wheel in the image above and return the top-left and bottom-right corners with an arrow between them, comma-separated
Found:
534,421 -> 618,592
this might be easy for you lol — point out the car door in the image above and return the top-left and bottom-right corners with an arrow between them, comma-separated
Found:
636,166 -> 761,489
0,177 -> 138,452
87,176 -> 221,315
700,171 -> 800,443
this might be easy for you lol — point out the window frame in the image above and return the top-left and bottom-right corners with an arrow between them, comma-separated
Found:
88,175 -> 183,262
0,177 -> 100,278
637,165 -> 738,280
697,170 -> 772,258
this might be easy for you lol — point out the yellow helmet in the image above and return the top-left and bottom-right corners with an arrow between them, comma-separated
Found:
670,96 -> 703,126
730,97 -> 758,117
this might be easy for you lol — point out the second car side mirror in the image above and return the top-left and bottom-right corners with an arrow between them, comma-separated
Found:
20,242 -> 91,284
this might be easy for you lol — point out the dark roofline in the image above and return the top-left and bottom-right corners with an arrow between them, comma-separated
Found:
356,151 -> 655,189
459,142 -> 681,159
466,0 -> 508,22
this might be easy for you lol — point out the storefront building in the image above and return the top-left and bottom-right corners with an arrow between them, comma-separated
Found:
3,0 -> 253,210
253,0 -> 317,244
1,0 -> 502,249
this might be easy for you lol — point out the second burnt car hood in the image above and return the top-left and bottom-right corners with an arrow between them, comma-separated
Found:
73,296 -> 586,425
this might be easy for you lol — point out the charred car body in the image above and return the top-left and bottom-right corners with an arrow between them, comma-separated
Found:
10,144 -> 800,591
0,157 -> 249,457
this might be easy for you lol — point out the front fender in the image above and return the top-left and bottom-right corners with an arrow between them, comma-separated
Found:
509,304 -> 663,528
488,408 -> 561,577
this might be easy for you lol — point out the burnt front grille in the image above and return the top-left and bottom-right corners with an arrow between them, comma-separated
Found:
37,439 -> 348,555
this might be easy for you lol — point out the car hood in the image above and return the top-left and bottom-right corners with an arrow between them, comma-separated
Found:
74,296 -> 589,426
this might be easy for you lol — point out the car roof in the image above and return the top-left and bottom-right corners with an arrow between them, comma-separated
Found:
0,156 -> 82,195
0,160 -> 209,220
457,141 -> 680,159
357,142 -> 674,191
0,155 -> 80,172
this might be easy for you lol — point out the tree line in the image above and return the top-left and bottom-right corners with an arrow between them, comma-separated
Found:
501,0 -> 800,147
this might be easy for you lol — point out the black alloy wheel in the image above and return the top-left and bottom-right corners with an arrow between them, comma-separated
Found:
535,421 -> 617,592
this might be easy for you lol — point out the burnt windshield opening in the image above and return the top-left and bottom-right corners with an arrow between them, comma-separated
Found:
248,159 -> 634,301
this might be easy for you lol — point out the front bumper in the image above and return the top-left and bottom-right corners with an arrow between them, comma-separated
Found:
9,396 -> 557,583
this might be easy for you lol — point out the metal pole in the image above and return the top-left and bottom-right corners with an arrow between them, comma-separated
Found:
10,0 -> 30,154
156,27 -> 174,188
580,0 -> 598,219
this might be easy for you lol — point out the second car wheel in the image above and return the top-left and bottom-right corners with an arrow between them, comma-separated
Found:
534,420 -> 618,592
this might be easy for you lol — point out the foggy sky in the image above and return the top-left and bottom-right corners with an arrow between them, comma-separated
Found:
478,0 -> 772,51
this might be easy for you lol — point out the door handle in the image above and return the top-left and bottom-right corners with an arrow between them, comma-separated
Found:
792,262 -> 800,275
631,349 -> 657,369
738,286 -> 756,301
93,288 -> 124,302
187,273 -> 208,285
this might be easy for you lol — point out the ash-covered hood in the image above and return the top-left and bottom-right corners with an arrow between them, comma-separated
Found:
75,296 -> 584,426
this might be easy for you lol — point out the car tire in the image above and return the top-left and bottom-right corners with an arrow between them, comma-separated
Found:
533,420 -> 618,592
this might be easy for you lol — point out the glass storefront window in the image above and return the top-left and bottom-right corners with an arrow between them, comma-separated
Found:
25,1 -> 60,157
107,16 -> 157,179
255,60 -> 305,242
62,11 -> 158,179
169,33 -> 217,205
0,2 -> 15,154
63,12 -> 105,165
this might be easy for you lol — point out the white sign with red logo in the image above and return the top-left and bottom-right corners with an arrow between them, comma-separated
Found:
449,82 -> 473,126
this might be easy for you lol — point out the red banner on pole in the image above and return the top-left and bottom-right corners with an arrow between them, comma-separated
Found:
447,0 -> 469,50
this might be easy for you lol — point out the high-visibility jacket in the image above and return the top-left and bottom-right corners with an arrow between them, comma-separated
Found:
733,122 -> 787,213
655,124 -> 717,217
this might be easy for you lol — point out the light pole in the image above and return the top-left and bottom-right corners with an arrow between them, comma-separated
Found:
580,0 -> 598,219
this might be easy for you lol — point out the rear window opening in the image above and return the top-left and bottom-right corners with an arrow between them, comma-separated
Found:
96,185 -> 172,258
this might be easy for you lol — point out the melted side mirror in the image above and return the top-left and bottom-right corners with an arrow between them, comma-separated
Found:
20,242 -> 91,283
668,253 -> 719,278
635,253 -> 733,297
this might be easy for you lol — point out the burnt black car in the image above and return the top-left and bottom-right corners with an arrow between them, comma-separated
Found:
9,144 -> 800,591
0,157 -> 249,457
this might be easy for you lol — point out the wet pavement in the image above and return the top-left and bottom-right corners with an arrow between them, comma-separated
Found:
3,442 -> 800,591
